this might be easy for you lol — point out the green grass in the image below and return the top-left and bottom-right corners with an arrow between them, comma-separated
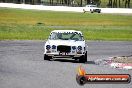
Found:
0,8 -> 132,40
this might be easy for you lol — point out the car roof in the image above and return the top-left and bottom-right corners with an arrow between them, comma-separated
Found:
51,30 -> 82,35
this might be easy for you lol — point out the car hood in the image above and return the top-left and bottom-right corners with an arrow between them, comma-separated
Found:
45,40 -> 85,46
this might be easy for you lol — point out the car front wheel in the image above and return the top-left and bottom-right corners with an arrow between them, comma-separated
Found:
79,52 -> 87,63
44,54 -> 52,61
98,11 -> 101,13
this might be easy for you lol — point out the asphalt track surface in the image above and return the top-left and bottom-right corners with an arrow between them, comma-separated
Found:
0,40 -> 132,88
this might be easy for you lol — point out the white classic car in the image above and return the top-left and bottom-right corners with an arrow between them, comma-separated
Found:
44,30 -> 87,63
83,4 -> 101,13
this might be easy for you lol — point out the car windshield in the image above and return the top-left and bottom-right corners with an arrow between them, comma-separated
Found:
90,5 -> 97,7
86,5 -> 97,7
49,32 -> 83,41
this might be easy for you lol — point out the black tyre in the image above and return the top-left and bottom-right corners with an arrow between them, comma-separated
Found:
85,52 -> 87,62
83,9 -> 86,13
91,11 -> 93,13
44,54 -> 51,60
98,11 -> 101,13
79,52 -> 87,63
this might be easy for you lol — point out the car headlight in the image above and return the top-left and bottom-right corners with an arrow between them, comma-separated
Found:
46,45 -> 51,50
78,46 -> 82,51
72,46 -> 76,50
52,45 -> 56,49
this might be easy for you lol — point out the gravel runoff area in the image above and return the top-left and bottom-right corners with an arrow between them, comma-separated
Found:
0,40 -> 132,88
112,55 -> 132,63
94,55 -> 132,70
0,3 -> 132,14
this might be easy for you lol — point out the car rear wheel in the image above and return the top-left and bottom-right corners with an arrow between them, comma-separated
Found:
44,54 -> 52,61
79,52 -> 87,63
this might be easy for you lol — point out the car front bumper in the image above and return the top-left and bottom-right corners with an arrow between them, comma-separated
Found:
44,52 -> 85,58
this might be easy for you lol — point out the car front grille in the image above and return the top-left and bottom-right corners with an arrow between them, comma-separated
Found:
57,45 -> 71,53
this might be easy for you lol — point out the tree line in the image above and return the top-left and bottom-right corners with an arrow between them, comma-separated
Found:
107,0 -> 130,8
0,0 -> 131,8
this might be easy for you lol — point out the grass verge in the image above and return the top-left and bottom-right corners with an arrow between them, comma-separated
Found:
0,8 -> 132,40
